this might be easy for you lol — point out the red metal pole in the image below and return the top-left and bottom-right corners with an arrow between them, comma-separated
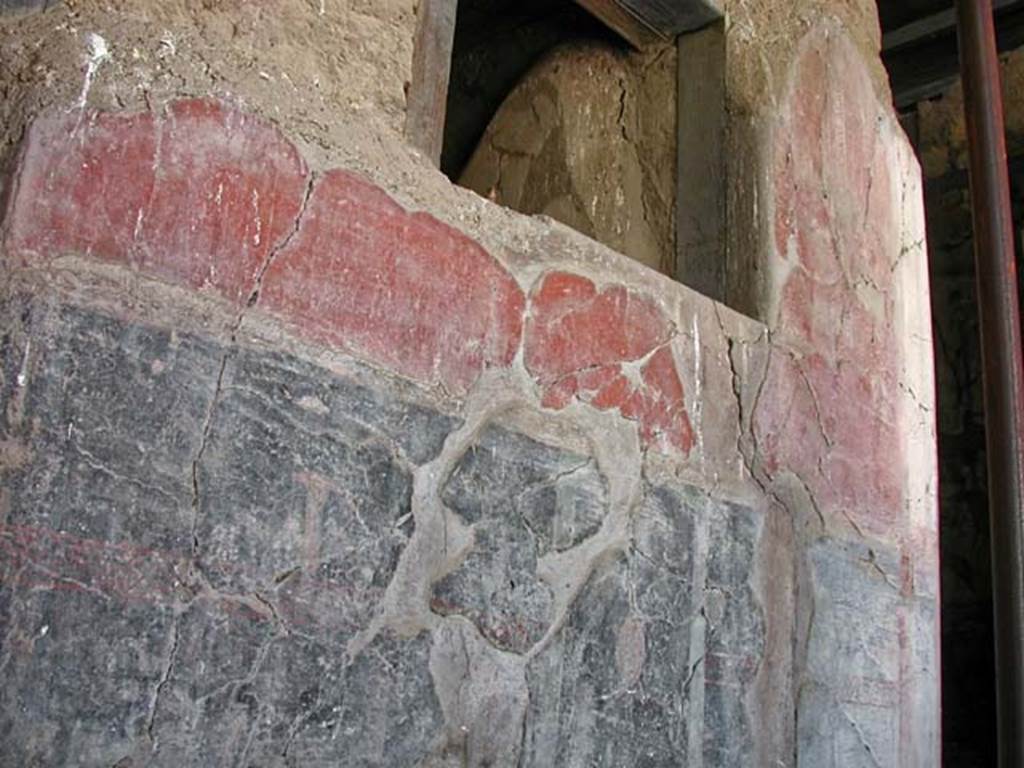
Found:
954,0 -> 1024,764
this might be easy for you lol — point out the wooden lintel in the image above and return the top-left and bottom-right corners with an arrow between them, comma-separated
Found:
573,0 -> 722,48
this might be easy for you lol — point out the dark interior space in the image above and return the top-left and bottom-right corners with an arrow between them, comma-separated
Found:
921,153 -> 1000,768
880,0 -> 948,29
880,1 -> 1024,764
920,149 -> 1024,767
441,0 -> 617,179
883,0 -> 1024,108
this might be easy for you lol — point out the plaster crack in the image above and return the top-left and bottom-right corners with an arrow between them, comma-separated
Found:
681,652 -> 705,696
861,119 -> 881,230
715,302 -> 771,492
0,565 -> 29,680
898,380 -> 932,414
839,705 -> 885,768
188,350 -> 229,559
146,609 -> 183,748
891,238 -> 925,274
616,77 -> 631,144
187,171 -> 316,567
792,473 -> 828,532
835,504 -> 865,538
793,361 -> 834,449
864,549 -> 901,591
510,457 -> 594,531
253,591 -> 290,636
862,164 -> 875,229
232,634 -> 279,765
246,171 -> 316,309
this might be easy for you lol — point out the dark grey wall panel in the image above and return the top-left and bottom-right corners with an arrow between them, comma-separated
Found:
0,302 -> 767,766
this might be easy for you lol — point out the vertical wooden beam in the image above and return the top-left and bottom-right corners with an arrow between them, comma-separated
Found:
675,20 -> 727,300
406,0 -> 458,166
573,0 -> 722,48
571,0 -> 663,48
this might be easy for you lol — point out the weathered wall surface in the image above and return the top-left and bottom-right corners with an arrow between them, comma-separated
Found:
459,41 -> 677,276
0,2 -> 938,766
720,0 -> 888,318
761,26 -> 940,767
0,96 -> 768,766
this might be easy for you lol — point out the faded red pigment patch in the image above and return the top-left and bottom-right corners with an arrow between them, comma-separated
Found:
0,524 -> 380,637
0,524 -> 183,606
759,33 -> 904,537
524,272 -> 693,455
259,170 -> 525,396
4,99 -> 525,395
4,98 -> 310,305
